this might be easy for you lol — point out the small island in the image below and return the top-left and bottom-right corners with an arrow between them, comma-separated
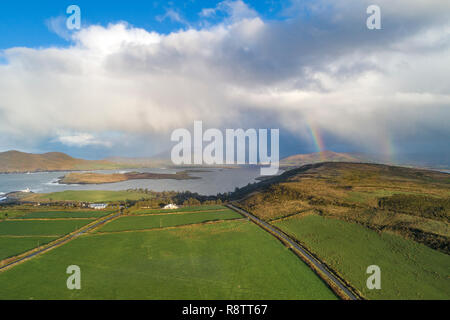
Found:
58,171 -> 200,185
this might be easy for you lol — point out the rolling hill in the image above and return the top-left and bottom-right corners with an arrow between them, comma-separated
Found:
231,162 -> 450,299
233,162 -> 450,253
0,150 -> 120,173
280,151 -> 375,167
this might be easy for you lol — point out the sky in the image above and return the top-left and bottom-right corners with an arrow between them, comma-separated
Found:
0,0 -> 449,163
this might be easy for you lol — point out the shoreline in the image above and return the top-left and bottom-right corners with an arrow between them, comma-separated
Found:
57,170 -> 201,185
0,165 -> 241,175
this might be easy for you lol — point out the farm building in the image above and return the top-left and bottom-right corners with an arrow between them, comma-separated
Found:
89,203 -> 108,210
163,204 -> 179,209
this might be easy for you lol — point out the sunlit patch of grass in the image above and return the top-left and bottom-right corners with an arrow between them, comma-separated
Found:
275,214 -> 450,300
0,220 -> 337,299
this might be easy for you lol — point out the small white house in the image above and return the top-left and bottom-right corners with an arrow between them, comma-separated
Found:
89,203 -> 108,210
163,204 -> 179,210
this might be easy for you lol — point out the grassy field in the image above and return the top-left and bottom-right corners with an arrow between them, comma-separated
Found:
10,210 -> 113,219
275,214 -> 450,299
133,205 -> 226,214
238,162 -> 450,253
0,236 -> 58,261
0,207 -> 43,219
98,209 -> 241,232
0,210 -> 101,263
23,190 -> 153,202
0,219 -> 95,236
0,220 -> 337,299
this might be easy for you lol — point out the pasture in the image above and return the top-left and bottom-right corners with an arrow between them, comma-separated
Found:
275,214 -> 450,299
97,209 -> 241,232
0,220 -> 337,299
133,205 -> 226,214
0,211 -> 101,263
0,219 -> 95,236
10,210 -> 112,219
24,190 -> 153,202
0,236 -> 58,261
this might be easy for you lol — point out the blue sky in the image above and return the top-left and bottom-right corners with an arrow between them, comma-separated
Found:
0,0 -> 449,164
0,0 -> 288,48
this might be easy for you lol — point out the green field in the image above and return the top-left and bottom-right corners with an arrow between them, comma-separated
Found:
0,220 -> 337,299
133,205 -> 226,214
0,208 -> 34,219
237,162 -> 450,254
0,219 -> 95,236
25,190 -> 153,202
275,214 -> 450,299
0,210 -> 101,263
11,210 -> 113,219
0,236 -> 58,261
98,209 -> 241,232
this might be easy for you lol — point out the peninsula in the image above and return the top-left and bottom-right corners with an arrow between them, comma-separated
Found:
58,171 -> 200,185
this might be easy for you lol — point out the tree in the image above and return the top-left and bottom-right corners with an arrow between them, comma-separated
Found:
183,198 -> 201,206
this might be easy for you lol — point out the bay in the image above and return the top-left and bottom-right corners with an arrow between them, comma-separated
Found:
0,167 -> 268,196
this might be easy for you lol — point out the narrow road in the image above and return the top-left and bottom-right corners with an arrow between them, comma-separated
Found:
0,212 -> 121,272
227,204 -> 359,300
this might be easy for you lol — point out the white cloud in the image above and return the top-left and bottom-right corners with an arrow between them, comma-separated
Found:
199,8 -> 217,18
200,0 -> 258,22
55,133 -> 112,148
0,0 -> 449,155
45,16 -> 72,40
156,9 -> 189,26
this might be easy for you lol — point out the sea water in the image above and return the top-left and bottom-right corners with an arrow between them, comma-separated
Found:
0,167 -> 267,196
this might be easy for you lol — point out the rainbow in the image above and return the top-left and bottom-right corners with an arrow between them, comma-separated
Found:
309,124 -> 325,153
306,122 -> 396,164
307,123 -> 326,161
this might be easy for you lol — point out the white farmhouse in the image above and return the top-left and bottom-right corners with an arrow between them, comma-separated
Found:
89,203 -> 108,210
163,204 -> 179,210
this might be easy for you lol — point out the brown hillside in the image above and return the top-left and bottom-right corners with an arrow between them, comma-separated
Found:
281,151 -> 373,167
0,150 -> 116,173
236,162 -> 450,253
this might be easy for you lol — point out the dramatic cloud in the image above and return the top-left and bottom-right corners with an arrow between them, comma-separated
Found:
0,0 -> 449,157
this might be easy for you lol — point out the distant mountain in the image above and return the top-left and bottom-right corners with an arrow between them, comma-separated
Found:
280,151 -> 374,167
0,150 -> 119,173
0,150 -> 230,174
2,149 -> 445,174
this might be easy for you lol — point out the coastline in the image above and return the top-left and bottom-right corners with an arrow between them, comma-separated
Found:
57,170 -> 201,185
